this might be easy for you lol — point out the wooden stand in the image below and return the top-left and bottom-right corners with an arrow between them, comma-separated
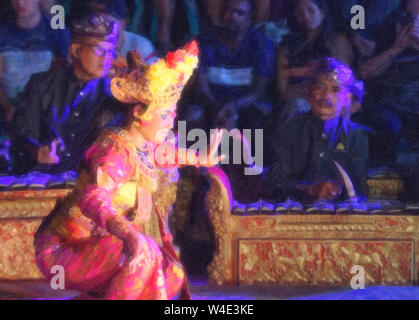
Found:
206,169 -> 419,286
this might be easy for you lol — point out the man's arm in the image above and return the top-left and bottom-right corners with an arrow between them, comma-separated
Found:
216,75 -> 269,129
195,69 -> 222,122
196,69 -> 219,107
235,76 -> 269,110
233,31 -> 274,110
358,24 -> 412,79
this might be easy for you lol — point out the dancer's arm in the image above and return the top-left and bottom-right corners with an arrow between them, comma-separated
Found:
79,139 -> 137,237
79,139 -> 148,274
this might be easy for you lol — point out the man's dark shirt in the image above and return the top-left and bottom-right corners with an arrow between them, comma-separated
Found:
11,62 -> 112,173
268,112 -> 369,201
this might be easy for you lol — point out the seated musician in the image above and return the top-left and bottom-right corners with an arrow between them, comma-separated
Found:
267,57 -> 369,202
10,12 -> 118,174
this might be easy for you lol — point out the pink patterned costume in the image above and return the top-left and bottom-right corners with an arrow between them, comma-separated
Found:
34,128 -> 184,299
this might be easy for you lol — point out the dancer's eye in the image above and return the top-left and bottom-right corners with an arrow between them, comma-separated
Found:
161,112 -> 176,120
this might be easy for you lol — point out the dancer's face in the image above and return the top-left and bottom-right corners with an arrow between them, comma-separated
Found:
138,104 -> 177,145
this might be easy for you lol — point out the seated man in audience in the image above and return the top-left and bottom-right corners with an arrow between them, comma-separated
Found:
0,0 -> 70,102
184,0 -> 275,131
268,58 -> 369,202
11,12 -> 119,174
0,0 -> 70,173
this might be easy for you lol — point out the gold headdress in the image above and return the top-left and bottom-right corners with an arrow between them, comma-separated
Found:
111,41 -> 199,120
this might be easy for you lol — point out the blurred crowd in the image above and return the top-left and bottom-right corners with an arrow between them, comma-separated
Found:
0,0 -> 418,201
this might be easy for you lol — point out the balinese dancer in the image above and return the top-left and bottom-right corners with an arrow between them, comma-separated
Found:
34,41 -> 224,300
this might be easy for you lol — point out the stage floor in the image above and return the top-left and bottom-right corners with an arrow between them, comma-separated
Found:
0,277 -> 417,300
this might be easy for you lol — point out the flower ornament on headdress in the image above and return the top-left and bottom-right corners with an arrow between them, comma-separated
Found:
111,41 -> 199,120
